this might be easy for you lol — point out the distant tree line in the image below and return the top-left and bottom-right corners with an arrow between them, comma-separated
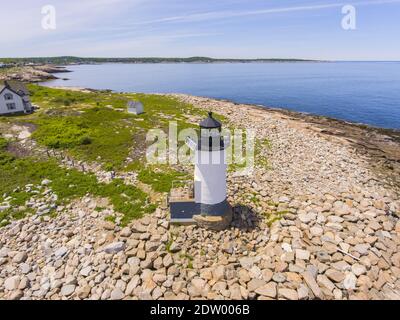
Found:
0,56 -> 316,66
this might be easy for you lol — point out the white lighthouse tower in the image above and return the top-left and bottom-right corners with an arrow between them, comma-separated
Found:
169,112 -> 231,229
194,112 -> 229,216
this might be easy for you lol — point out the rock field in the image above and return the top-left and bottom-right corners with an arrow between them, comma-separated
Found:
0,95 -> 399,300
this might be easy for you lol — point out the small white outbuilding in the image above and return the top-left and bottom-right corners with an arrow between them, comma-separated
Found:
127,100 -> 144,115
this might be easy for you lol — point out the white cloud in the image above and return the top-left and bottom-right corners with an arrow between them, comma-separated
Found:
133,0 -> 400,25
0,0 -> 142,48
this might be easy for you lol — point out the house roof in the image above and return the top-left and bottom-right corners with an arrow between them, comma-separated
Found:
200,112 -> 222,129
127,100 -> 143,108
0,80 -> 29,96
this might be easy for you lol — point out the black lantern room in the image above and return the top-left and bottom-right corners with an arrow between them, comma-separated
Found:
199,112 -> 226,151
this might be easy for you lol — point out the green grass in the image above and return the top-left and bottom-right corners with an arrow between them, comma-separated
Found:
25,85 -> 221,171
248,192 -> 261,206
137,166 -> 189,193
179,252 -> 194,269
0,136 -> 155,226
165,237 -> 174,253
0,85 -> 230,225
98,179 -> 157,226
165,231 -> 180,253
124,160 -> 143,172
0,136 -> 15,165
125,160 -> 191,193
8,190 -> 32,206
104,215 -> 116,223
31,106 -> 136,170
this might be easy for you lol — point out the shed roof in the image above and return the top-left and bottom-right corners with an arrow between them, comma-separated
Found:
127,100 -> 143,108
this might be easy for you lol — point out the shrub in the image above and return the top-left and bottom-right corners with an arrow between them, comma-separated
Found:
33,118 -> 93,149
80,136 -> 92,145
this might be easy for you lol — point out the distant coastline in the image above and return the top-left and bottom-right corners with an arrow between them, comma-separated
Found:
0,56 -> 320,66
0,56 -> 321,82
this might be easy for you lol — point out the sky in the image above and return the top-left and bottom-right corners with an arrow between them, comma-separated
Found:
0,0 -> 399,60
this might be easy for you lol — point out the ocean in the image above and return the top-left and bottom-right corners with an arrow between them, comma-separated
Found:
42,62 -> 400,129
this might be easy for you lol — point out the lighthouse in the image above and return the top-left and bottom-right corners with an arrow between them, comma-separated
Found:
194,112 -> 229,215
169,112 -> 232,230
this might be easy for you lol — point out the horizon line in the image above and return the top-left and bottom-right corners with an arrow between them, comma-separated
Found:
1,56 -> 400,63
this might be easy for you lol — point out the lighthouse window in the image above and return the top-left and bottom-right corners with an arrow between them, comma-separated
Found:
201,129 -> 220,137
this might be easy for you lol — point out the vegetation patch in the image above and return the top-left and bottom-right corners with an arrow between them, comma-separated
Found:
0,135 -> 155,226
104,215 -> 117,224
31,106 -> 136,170
265,210 -> 288,228
179,252 -> 194,269
255,138 -> 271,169
0,86 -> 227,225
25,85 -> 221,171
165,232 -> 178,253
227,130 -> 271,173
137,166 -> 189,193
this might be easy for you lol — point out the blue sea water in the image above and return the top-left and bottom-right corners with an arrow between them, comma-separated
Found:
42,62 -> 400,129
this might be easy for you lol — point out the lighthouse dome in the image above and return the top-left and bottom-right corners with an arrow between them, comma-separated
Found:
198,112 -> 226,151
200,112 -> 221,129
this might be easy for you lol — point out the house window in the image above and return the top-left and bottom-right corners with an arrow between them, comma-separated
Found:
6,103 -> 16,110
4,93 -> 13,100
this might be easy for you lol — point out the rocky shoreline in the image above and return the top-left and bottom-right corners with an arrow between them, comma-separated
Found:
171,94 -> 400,193
0,65 -> 71,83
0,91 -> 399,300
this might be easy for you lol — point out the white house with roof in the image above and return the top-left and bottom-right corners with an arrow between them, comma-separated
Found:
0,81 -> 33,115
